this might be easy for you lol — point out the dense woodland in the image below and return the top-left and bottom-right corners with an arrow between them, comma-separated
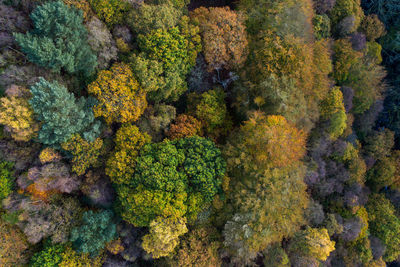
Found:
0,0 -> 400,266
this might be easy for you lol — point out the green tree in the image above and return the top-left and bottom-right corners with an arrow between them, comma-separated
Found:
29,78 -> 101,147
320,87 -> 347,139
14,1 -> 97,76
106,124 -> 151,185
0,161 -> 14,202
187,88 -> 231,138
130,16 -> 201,102
70,210 -> 117,256
29,244 -> 65,267
117,136 -> 226,226
367,194 -> 400,262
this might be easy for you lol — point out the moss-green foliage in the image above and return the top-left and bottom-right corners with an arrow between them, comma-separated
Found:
367,194 -> 400,262
117,136 -> 226,226
313,14 -> 331,40
263,244 -> 290,267
89,0 -> 130,26
366,157 -> 396,191
70,210 -> 117,255
30,244 -> 65,267
130,16 -> 201,102
29,78 -> 101,147
14,1 -> 97,76
0,161 -> 14,201
320,87 -> 347,139
329,0 -> 364,33
187,88 -> 231,138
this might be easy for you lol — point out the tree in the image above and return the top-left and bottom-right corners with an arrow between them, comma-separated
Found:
117,136 -> 226,226
0,91 -> 39,142
0,220 -> 30,266
30,244 -> 65,267
29,78 -> 101,147
224,112 -> 306,170
89,0 -> 130,26
332,39 -> 362,85
61,134 -> 104,176
14,1 -> 97,76
190,7 -> 248,71
360,14 -> 386,41
329,0 -> 364,34
70,210 -> 117,255
222,112 -> 309,261
320,87 -> 347,140
39,148 -> 62,164
142,216 -> 188,258
263,244 -> 290,267
106,124 -> 151,185
313,14 -> 331,40
367,194 -> 400,262
130,16 -> 201,102
187,88 -> 231,138
88,63 -> 147,124
166,114 -> 202,140
170,226 -> 222,267
0,161 -> 15,202
128,3 -> 182,34
59,246 -> 105,267
288,227 -> 335,261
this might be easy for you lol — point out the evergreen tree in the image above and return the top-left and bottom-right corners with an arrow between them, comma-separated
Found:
29,78 -> 101,147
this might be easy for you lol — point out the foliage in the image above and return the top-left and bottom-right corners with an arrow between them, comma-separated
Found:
14,1 -> 97,76
224,112 -> 306,170
29,244 -> 65,267
142,216 -> 188,258
63,0 -> 93,21
288,227 -> 335,261
320,87 -> 347,139
187,88 -> 231,137
61,134 -> 104,176
106,124 -> 151,184
0,220 -> 30,266
117,136 -> 226,226
89,0 -> 130,26
190,7 -> 248,70
366,157 -> 396,191
39,148 -> 62,164
88,63 -> 147,124
166,114 -> 202,140
367,194 -> 400,262
170,226 -> 222,267
128,3 -> 182,34
29,78 -> 101,147
333,39 -> 362,85
0,93 -> 38,141
313,14 -> 331,40
59,246 -> 105,267
130,16 -> 201,102
263,244 -> 290,267
0,161 -> 14,201
70,210 -> 117,255
329,0 -> 364,33
360,14 -> 386,41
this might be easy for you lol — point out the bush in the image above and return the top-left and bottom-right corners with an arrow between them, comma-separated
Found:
14,1 -> 97,76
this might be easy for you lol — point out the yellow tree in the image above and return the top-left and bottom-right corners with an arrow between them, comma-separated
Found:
88,63 -> 147,124
0,94 -> 38,141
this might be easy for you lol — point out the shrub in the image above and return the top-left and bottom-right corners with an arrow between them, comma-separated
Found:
14,1 -> 97,76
